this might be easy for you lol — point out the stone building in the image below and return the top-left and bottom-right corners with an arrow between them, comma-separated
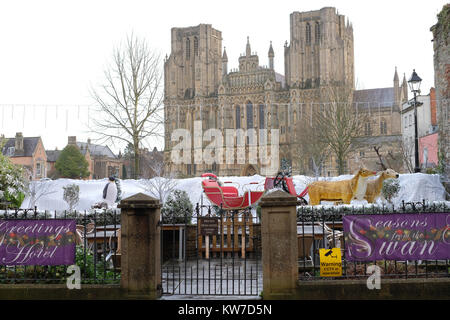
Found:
431,4 -> 450,180
164,7 -> 407,177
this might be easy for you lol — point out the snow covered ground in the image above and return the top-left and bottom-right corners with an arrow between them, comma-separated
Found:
19,173 -> 448,212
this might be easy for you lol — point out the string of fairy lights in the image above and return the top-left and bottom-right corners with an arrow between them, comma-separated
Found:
0,99 -> 448,132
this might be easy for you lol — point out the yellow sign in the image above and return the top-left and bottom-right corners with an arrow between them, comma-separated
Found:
319,248 -> 342,277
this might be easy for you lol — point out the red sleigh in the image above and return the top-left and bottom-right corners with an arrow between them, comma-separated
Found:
201,171 -> 308,210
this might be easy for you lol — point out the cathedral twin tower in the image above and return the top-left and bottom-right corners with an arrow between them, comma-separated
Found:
164,7 -> 355,177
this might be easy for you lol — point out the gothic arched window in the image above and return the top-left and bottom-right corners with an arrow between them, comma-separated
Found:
272,105 -> 279,128
186,38 -> 190,60
194,37 -> 199,56
315,22 -> 320,44
236,105 -> 241,129
259,104 -> 265,129
246,101 -> 253,129
364,122 -> 372,136
380,119 -> 387,135
306,23 -> 311,45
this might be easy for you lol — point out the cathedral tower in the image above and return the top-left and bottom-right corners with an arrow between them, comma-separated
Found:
164,24 -> 222,99
284,7 -> 354,89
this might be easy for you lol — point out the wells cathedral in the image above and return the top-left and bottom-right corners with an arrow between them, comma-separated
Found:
163,7 -> 409,177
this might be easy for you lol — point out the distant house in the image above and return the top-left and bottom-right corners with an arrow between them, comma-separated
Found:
123,146 -> 164,179
46,141 -> 94,179
1,132 -> 47,180
74,137 -> 122,179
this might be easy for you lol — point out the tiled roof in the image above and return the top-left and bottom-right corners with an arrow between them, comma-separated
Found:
76,142 -> 116,159
46,150 -> 61,162
1,137 -> 40,157
353,87 -> 396,108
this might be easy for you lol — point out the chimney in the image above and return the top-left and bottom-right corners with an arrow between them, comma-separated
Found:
15,132 -> 24,151
68,136 -> 76,145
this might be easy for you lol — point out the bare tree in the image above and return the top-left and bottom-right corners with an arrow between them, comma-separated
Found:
315,85 -> 369,175
90,34 -> 164,178
293,104 -> 331,177
140,161 -> 177,203
26,180 -> 57,209
400,139 -> 415,173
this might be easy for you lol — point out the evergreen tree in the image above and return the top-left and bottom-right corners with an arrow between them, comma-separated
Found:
0,144 -> 26,207
55,145 -> 90,179
160,190 -> 193,224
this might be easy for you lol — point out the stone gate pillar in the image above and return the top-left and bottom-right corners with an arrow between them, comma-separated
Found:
118,193 -> 162,299
260,190 -> 298,299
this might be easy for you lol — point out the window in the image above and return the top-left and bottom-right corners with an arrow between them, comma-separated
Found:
246,101 -> 253,129
409,114 -> 412,127
259,104 -> 265,129
360,151 -> 365,157
186,38 -> 190,60
272,105 -> 278,128
36,162 -> 41,176
380,119 -> 387,134
194,37 -> 199,56
364,122 -> 371,136
315,22 -> 320,44
7,147 -> 15,156
306,23 -> 311,45
235,106 -> 241,129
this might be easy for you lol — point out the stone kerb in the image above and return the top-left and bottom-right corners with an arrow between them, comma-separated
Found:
118,192 -> 162,299
260,190 -> 298,299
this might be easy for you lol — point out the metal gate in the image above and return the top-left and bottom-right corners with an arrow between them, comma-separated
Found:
160,204 -> 262,296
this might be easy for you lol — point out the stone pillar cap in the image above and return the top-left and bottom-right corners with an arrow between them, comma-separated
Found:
259,189 -> 298,207
118,192 -> 161,209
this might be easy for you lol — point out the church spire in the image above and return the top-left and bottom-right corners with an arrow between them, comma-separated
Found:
246,36 -> 251,56
222,47 -> 228,76
268,41 -> 274,69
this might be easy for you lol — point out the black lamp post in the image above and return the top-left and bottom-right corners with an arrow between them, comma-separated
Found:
407,69 -> 422,173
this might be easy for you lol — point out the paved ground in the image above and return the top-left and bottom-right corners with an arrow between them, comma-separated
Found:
160,258 -> 263,297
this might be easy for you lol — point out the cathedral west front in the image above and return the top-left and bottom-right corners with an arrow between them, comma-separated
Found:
163,7 -> 408,177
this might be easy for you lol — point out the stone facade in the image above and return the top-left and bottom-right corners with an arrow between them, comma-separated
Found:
431,4 -> 450,180
164,7 -> 407,177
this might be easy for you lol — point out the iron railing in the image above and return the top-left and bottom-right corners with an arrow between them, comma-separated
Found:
0,207 -> 121,284
160,204 -> 262,296
296,200 -> 450,280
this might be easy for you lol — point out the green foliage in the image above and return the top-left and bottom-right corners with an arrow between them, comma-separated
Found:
55,145 -> 90,179
382,178 -> 400,204
0,146 -> 27,207
161,189 -> 193,224
0,245 -> 120,284
75,245 -> 119,284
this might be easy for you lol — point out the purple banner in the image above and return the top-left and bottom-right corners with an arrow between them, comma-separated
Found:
0,219 -> 76,265
343,213 -> 450,261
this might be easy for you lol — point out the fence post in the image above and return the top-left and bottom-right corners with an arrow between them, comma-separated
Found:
118,193 -> 162,299
260,190 -> 298,299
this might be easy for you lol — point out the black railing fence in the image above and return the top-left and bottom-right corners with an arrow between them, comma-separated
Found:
160,204 -> 262,296
296,200 -> 450,280
0,207 -> 121,284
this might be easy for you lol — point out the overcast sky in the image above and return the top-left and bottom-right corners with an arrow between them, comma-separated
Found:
0,0 -> 447,153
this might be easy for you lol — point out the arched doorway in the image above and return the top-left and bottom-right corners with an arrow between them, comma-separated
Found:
241,164 -> 258,176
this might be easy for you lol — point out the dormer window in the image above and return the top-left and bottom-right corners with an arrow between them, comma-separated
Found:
7,147 -> 15,156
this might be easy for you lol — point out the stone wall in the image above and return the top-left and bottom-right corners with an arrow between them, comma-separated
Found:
431,4 -> 450,180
